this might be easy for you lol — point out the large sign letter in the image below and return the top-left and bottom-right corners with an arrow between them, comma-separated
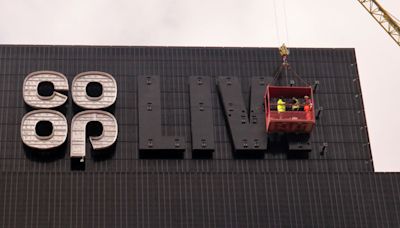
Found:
71,71 -> 117,109
217,76 -> 269,155
189,76 -> 215,157
21,110 -> 68,149
23,71 -> 69,108
138,76 -> 185,156
70,110 -> 118,161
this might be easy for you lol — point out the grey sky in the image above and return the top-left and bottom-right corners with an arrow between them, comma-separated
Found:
0,0 -> 399,171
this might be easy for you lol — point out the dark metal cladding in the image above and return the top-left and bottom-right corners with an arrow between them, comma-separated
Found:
250,76 -> 271,127
0,45 -> 399,227
189,76 -> 215,155
138,75 -> 186,154
217,76 -> 268,154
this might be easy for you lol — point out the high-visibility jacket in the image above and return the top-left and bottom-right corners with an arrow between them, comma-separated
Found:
277,99 -> 286,113
304,104 -> 311,112
304,104 -> 312,120
292,98 -> 300,111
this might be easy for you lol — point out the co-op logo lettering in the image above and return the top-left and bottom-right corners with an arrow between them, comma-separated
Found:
21,71 -> 271,164
21,71 -> 118,163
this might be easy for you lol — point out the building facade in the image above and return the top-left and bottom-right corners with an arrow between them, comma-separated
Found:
0,45 -> 399,227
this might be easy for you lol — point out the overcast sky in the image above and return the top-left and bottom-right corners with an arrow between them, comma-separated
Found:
0,0 -> 399,171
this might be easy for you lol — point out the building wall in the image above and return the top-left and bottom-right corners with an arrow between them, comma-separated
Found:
0,45 -> 398,227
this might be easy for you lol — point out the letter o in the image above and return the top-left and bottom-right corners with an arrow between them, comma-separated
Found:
21,110 -> 68,149
72,71 -> 117,109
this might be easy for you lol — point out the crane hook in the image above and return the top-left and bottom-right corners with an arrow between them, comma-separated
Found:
279,43 -> 290,65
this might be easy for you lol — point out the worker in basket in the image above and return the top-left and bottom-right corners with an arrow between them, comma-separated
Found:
304,95 -> 313,120
277,97 -> 286,114
291,97 -> 300,111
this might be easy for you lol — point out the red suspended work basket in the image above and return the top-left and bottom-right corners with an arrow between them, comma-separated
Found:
264,85 -> 315,133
